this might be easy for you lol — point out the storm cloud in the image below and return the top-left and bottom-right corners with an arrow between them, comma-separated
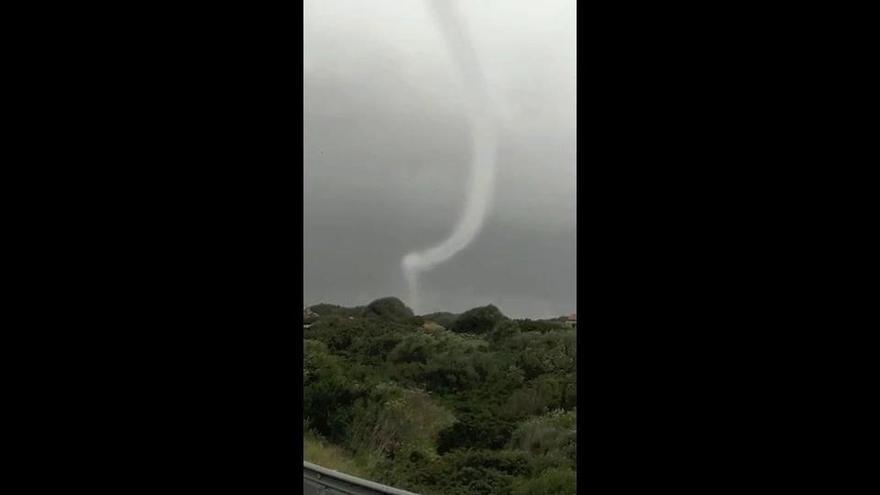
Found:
305,0 -> 575,319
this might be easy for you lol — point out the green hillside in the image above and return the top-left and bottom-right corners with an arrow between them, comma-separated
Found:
303,298 -> 576,495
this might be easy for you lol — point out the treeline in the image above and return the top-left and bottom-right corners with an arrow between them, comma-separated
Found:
303,297 -> 576,495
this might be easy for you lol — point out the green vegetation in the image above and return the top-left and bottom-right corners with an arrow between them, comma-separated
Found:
450,304 -> 507,334
303,298 -> 576,495
421,311 -> 459,328
304,432 -> 370,478
364,297 -> 415,321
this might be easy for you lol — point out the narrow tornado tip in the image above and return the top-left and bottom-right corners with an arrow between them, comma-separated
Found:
402,252 -> 423,315
402,253 -> 422,273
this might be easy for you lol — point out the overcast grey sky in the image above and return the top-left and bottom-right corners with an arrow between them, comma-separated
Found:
304,0 -> 575,319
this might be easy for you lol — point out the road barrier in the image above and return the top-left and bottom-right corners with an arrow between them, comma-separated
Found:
303,461 -> 421,495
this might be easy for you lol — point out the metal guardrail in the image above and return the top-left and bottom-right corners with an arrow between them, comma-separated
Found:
303,461 -> 421,495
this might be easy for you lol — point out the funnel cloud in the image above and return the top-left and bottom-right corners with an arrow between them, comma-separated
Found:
304,0 -> 576,319
402,0 -> 498,313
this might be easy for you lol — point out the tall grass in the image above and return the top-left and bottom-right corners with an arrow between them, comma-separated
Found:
303,434 -> 368,478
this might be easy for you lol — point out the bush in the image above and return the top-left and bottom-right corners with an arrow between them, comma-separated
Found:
349,383 -> 455,460
364,297 -> 414,321
422,353 -> 480,393
507,409 -> 577,475
309,303 -> 364,318
442,449 -> 530,476
499,375 -> 574,419
302,300 -> 577,495
488,320 -> 521,343
509,467 -> 576,495
509,331 -> 576,379
303,316 -> 359,351
389,334 -> 435,364
303,340 -> 366,442
437,408 -> 517,453
450,305 -> 508,334
422,312 -> 459,328
515,319 -> 566,333
304,315 -> 416,356
348,332 -> 407,364
500,386 -> 552,420
303,434 -> 369,478
417,449 -> 531,495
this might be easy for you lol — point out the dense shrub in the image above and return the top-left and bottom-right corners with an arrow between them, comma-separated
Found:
302,301 -> 576,495
304,433 -> 369,478
303,341 -> 365,442
364,297 -> 414,321
422,312 -> 459,328
507,330 -> 576,379
388,334 -> 435,364
421,449 -> 531,495
349,383 -> 455,460
448,449 -> 530,476
501,386 -> 553,419
309,303 -> 364,318
373,448 -> 532,495
348,332 -> 407,365
303,316 -> 360,351
422,353 -> 480,393
437,408 -> 517,453
305,314 -> 416,356
515,319 -> 566,333
488,320 -> 521,343
508,409 -> 576,457
450,305 -> 508,334
509,467 -> 576,495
